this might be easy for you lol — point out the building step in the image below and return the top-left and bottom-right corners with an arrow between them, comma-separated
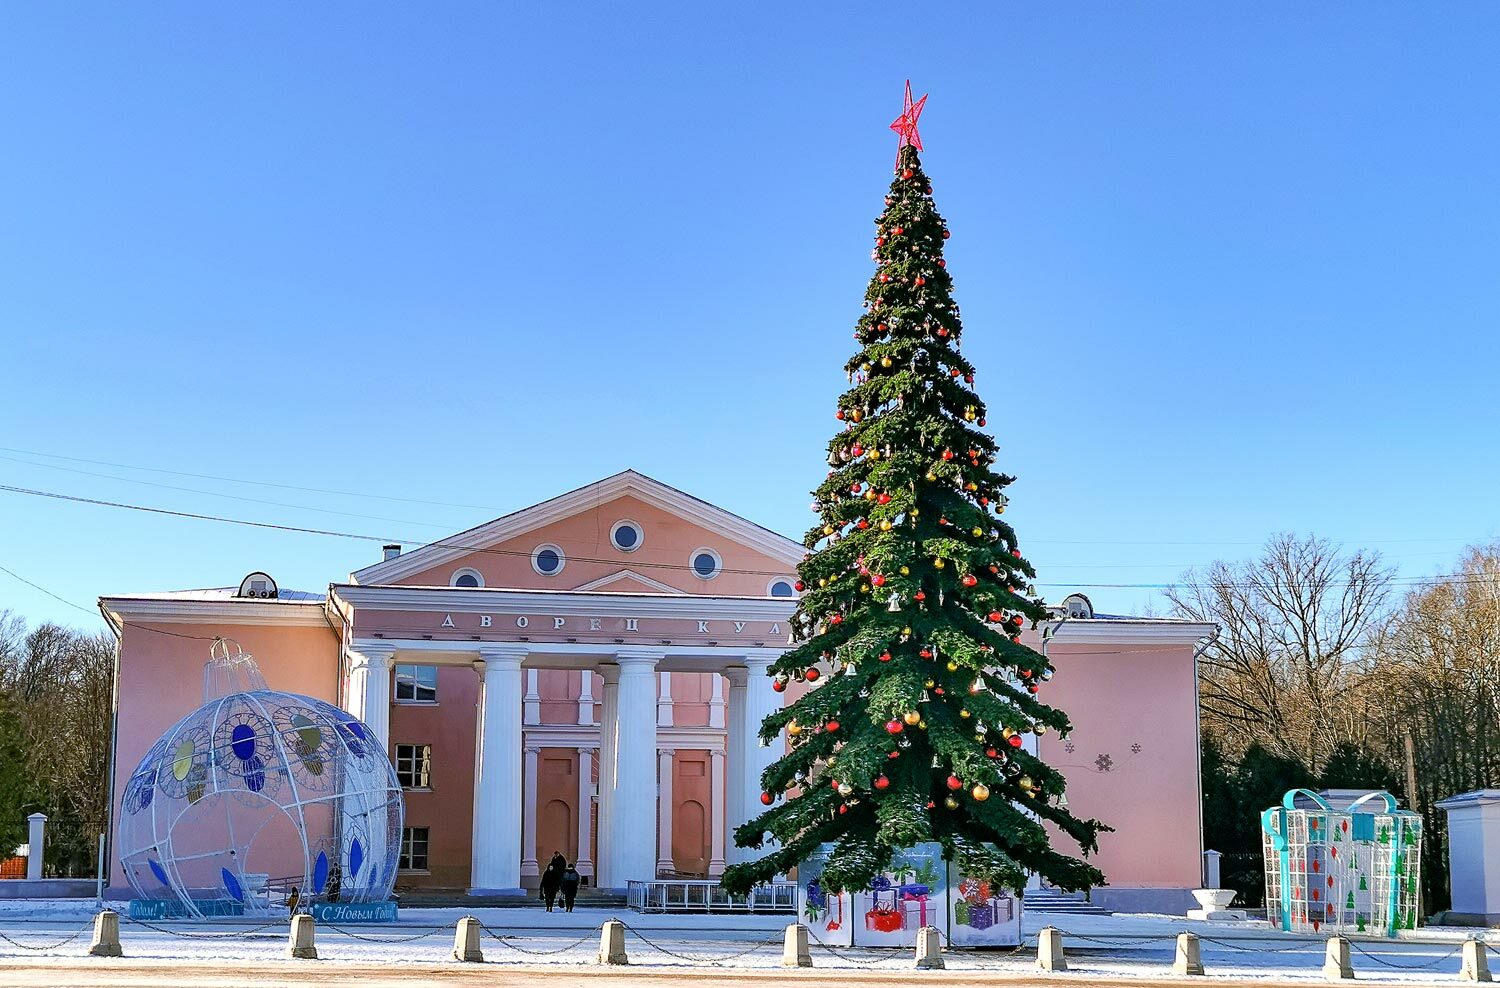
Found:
396,890 -> 628,909
1024,891 -> 1112,915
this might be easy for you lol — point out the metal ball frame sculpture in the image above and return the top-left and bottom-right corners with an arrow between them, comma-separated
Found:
118,640 -> 403,918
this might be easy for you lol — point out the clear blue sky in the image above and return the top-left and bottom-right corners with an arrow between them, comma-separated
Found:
2,4 -> 1497,630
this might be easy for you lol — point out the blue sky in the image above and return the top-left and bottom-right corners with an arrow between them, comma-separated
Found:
2,4 -> 1497,629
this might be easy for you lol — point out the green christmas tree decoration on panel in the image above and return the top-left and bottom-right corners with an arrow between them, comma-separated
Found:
721,84 -> 1107,897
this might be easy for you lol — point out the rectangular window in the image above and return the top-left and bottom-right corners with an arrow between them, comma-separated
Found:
399,826 -> 429,871
394,664 -> 438,703
394,743 -> 432,790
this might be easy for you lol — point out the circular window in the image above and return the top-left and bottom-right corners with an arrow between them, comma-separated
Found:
531,544 -> 566,577
451,568 -> 484,588
690,548 -> 722,580
610,520 -> 644,553
768,578 -> 796,598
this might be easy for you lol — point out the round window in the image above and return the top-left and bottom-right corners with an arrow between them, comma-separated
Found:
691,548 -> 722,580
610,520 -> 643,552
532,544 -> 566,576
451,568 -> 483,588
768,579 -> 796,598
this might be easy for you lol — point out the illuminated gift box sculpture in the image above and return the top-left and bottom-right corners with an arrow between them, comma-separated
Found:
118,640 -> 403,919
1261,789 -> 1422,936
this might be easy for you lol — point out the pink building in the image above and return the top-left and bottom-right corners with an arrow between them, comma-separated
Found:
100,471 -> 1214,911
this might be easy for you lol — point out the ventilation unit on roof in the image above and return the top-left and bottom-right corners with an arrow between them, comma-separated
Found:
236,572 -> 279,599
1062,593 -> 1093,619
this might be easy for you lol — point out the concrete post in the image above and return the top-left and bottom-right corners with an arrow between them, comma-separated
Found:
25,813 -> 46,881
782,923 -> 812,967
1322,936 -> 1354,980
914,925 -> 944,970
88,910 -> 122,957
1203,849 -> 1222,889
1173,932 -> 1204,975
287,914 -> 317,959
1461,939 -> 1493,982
598,919 -> 628,965
1037,926 -> 1067,972
452,916 -> 483,962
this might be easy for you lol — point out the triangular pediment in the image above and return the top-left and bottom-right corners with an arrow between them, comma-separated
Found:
350,470 -> 803,586
571,569 -> 685,594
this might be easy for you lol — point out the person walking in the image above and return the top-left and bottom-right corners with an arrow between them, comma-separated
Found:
560,861 -> 581,913
540,851 -> 566,911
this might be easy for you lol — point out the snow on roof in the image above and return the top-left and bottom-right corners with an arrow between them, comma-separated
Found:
102,587 -> 326,604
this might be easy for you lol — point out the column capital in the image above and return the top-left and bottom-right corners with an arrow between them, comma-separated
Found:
724,667 -> 750,688
657,746 -> 676,757
347,642 -> 397,669
740,649 -> 782,672
615,647 -> 665,669
576,745 -> 598,755
524,745 -> 542,754
478,643 -> 527,670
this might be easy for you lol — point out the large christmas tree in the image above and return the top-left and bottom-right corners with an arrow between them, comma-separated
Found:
721,86 -> 1106,897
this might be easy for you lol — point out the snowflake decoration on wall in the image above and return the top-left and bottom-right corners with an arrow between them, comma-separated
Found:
1063,741 -> 1076,754
1130,743 -> 1142,754
1095,753 -> 1113,773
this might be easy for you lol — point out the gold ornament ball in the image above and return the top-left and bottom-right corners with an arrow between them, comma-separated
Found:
1020,776 -> 1034,790
827,755 -> 837,766
818,578 -> 828,588
971,527 -> 984,537
925,472 -> 938,482
946,660 -> 959,672
787,721 -> 802,736
933,558 -> 946,569
959,708 -> 971,719
904,710 -> 922,725
1001,726 -> 1016,739
880,356 -> 893,368
869,448 -> 881,460
859,584 -> 870,594
880,519 -> 893,531
923,679 -> 935,688
864,489 -> 876,500
823,525 -> 834,536
859,362 -> 871,372
944,795 -> 960,810
1034,724 -> 1048,736
899,566 -> 910,576
917,719 -> 927,730
971,783 -> 990,802
911,508 -> 920,517
837,782 -> 853,796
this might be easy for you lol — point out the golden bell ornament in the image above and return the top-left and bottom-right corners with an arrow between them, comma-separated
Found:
944,795 -> 960,810
971,783 -> 990,802
859,584 -> 870,594
827,755 -> 837,766
904,710 -> 922,726
923,679 -> 935,688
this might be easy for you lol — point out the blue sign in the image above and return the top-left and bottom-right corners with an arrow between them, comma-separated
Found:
129,898 -> 245,920
311,900 -> 398,923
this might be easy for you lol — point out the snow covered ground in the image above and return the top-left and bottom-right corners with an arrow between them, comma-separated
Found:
0,899 -> 1493,982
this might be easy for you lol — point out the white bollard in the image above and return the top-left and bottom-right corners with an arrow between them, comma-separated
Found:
598,919 -> 627,965
1037,925 -> 1067,972
914,925 -> 944,970
1461,939 -> 1493,983
782,923 -> 812,967
88,910 -> 122,957
1322,936 -> 1353,980
1173,932 -> 1204,975
287,913 -> 318,959
452,915 -> 483,962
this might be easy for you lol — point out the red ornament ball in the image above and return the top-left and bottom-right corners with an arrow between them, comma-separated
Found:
839,804 -> 848,815
988,611 -> 1004,622
946,775 -> 963,791
875,775 -> 891,790
942,229 -> 951,239
876,493 -> 891,504
828,614 -> 843,626
986,747 -> 999,758
885,719 -> 904,734
825,720 -> 840,733
794,580 -> 805,592
872,574 -> 885,587
771,679 -> 787,693
942,448 -> 954,461
760,792 -> 774,805
902,169 -> 914,179
879,651 -> 892,663
835,409 -> 845,420
1008,734 -> 1024,748
914,591 -> 927,602
805,667 -> 821,681
962,574 -> 978,587
1011,614 -> 1024,626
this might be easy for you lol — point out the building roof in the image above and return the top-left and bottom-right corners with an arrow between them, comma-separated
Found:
349,469 -> 807,586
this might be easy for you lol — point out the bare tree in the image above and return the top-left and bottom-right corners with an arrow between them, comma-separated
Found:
1167,533 -> 1393,771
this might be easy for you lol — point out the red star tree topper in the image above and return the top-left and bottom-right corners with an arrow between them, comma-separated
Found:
720,86 -> 1108,897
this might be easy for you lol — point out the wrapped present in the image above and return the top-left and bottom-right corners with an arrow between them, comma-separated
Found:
865,887 -> 903,933
967,901 -> 996,930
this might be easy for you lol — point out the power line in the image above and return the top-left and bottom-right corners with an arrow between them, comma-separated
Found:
0,481 -> 1493,593
0,444 -> 1479,551
0,560 -> 216,640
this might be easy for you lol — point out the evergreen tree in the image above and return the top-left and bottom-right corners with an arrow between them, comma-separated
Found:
722,136 -> 1106,896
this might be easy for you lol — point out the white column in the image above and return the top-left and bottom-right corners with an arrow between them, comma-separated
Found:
470,644 -> 526,895
576,746 -> 596,878
577,670 -> 596,726
657,671 -> 674,727
708,749 -> 726,876
602,648 -> 662,890
595,665 -> 620,888
521,745 -> 541,879
344,643 -> 395,752
523,669 -> 541,725
730,652 -> 783,866
724,667 -> 749,866
25,813 -> 46,881
708,672 -> 726,729
656,748 -> 675,874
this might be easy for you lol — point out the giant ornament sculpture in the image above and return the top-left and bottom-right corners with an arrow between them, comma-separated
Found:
119,640 -> 403,918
